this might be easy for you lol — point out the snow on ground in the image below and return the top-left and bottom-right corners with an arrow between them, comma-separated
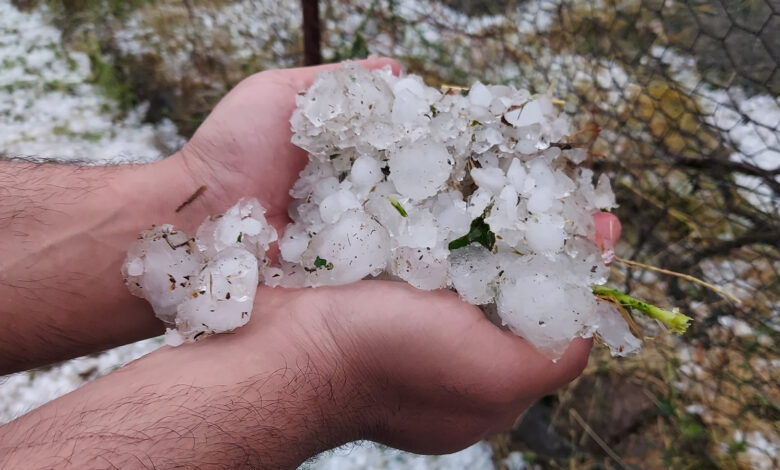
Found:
303,441 -> 499,470
0,338 -> 162,423
0,0 -> 183,163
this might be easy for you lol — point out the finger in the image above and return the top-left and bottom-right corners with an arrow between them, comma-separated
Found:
289,56 -> 402,89
477,326 -> 592,399
592,211 -> 621,254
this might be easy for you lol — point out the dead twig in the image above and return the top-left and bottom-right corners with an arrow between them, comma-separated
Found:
175,185 -> 207,213
570,408 -> 630,470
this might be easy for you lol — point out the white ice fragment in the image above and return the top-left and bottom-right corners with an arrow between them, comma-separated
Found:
433,191 -> 472,240
470,167 -> 506,195
506,158 -> 529,193
593,173 -> 618,209
525,213 -> 566,255
172,246 -> 259,343
504,97 -> 553,127
468,82 -> 493,108
301,210 -> 391,286
122,225 -> 204,323
593,301 -> 642,356
526,158 -> 557,213
196,198 -> 277,259
449,244 -> 500,305
486,185 -> 519,232
319,189 -> 361,224
392,246 -> 450,290
388,139 -> 453,200
392,76 -> 430,125
279,223 -> 310,263
497,255 -> 598,359
124,199 -> 276,345
467,187 -> 493,218
350,155 -> 383,188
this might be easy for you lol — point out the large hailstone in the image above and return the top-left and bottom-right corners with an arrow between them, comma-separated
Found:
122,198 -> 276,345
388,139 -> 453,200
300,209 -> 391,286
122,225 -> 204,323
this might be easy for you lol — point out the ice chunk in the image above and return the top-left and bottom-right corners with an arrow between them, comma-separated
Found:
196,198 -> 277,260
471,167 -> 506,195
503,97 -> 553,128
388,139 -> 453,200
449,244 -> 501,304
469,82 -> 493,108
319,189 -> 361,224
279,223 -> 310,263
350,155 -> 384,188
497,255 -> 598,358
122,225 -> 204,323
284,65 -> 632,358
170,246 -> 259,344
301,210 -> 391,286
392,246 -> 450,290
593,301 -> 641,356
124,199 -> 276,345
525,213 -> 566,255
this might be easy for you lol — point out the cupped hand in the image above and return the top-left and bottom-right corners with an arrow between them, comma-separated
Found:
169,57 -> 401,237
163,58 -> 622,455
234,281 -> 591,456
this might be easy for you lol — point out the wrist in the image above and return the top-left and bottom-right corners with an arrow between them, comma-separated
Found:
235,287 -> 385,446
116,153 -> 220,232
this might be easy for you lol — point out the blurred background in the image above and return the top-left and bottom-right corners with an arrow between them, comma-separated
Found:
0,1 -> 777,468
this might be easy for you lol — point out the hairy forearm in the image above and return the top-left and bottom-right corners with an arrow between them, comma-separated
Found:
0,307 -> 363,470
0,156 -> 214,373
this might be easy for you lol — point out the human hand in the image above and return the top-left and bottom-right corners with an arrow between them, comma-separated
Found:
206,280 -> 588,457
154,57 -> 619,454
165,57 -> 401,243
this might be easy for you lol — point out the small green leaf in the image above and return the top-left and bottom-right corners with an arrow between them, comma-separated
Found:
237,232 -> 243,243
448,216 -> 496,251
329,153 -> 340,160
429,104 -> 438,116
387,195 -> 408,217
470,120 -> 481,126
314,256 -> 334,270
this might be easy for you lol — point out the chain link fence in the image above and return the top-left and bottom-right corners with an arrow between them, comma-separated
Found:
316,2 -> 779,467
7,0 -> 779,468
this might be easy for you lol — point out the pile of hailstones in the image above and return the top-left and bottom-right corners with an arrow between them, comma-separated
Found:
123,64 -> 641,358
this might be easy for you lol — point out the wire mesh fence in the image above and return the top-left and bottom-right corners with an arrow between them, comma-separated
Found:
5,0 -> 779,468
316,1 -> 779,466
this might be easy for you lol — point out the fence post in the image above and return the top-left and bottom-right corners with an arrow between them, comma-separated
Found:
301,0 -> 322,65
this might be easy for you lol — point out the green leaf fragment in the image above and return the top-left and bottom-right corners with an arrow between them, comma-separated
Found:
591,285 -> 692,334
387,195 -> 408,217
448,216 -> 496,251
470,120 -> 481,126
237,232 -> 243,243
329,153 -> 340,160
314,256 -> 334,270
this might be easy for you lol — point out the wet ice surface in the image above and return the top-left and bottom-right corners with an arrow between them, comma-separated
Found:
122,198 -> 277,345
286,64 -> 637,359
